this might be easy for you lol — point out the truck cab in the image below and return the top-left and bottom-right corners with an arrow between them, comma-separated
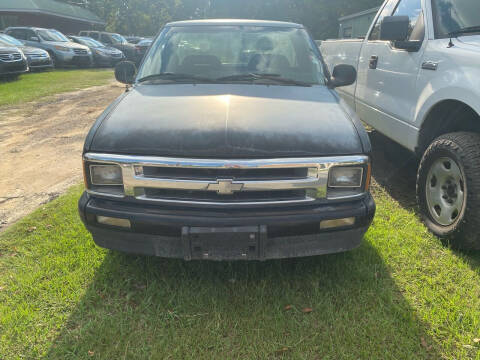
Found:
321,0 -> 480,249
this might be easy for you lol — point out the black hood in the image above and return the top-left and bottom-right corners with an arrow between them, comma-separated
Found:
88,84 -> 365,158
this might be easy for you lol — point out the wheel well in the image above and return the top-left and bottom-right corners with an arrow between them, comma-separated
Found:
418,100 -> 480,155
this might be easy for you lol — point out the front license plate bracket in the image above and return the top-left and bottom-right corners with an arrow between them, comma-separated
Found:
181,225 -> 267,261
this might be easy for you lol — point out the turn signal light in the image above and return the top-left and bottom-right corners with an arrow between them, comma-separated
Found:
320,217 -> 355,230
97,216 -> 131,228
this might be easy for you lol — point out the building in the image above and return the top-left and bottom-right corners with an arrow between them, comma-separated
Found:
0,0 -> 105,34
338,7 -> 380,39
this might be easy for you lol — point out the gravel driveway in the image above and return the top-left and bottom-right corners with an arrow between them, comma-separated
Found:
0,82 -> 124,231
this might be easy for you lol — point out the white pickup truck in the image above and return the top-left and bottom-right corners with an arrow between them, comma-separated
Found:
321,0 -> 480,249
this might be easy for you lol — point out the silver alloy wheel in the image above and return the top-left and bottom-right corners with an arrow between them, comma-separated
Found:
425,157 -> 466,226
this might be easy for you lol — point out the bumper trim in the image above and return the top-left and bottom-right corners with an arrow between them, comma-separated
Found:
79,191 -> 375,260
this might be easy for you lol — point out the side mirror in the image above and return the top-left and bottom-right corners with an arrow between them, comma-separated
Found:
329,64 -> 357,88
380,16 -> 410,41
29,36 -> 40,42
115,61 -> 137,84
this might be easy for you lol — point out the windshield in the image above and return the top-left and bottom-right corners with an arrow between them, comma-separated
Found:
111,33 -> 127,44
138,25 -> 325,85
37,29 -> 69,42
432,0 -> 480,38
0,33 -> 23,46
77,37 -> 105,48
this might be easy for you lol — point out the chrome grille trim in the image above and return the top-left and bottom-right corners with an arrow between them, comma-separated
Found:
84,153 -> 369,205
0,52 -> 22,62
73,48 -> 88,55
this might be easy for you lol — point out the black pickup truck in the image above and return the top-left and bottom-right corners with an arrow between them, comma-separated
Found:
78,20 -> 375,261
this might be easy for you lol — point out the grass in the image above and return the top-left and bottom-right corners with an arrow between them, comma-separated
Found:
0,69 -> 113,107
1,184 -> 480,359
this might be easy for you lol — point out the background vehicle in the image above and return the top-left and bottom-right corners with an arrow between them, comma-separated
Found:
4,27 -> 92,68
78,31 -> 136,62
78,20 -> 375,261
321,0 -> 480,249
0,45 -> 28,79
134,38 -> 152,65
125,36 -> 144,44
69,35 -> 124,67
0,33 -> 52,71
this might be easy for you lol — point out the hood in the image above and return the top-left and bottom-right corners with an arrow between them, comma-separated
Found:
457,34 -> 480,48
100,46 -> 122,53
89,84 -> 364,158
44,41 -> 89,50
0,46 -> 21,53
19,45 -> 47,55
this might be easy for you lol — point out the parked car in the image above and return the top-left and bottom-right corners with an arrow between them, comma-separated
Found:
125,36 -> 144,44
4,27 -> 92,67
0,33 -> 52,71
321,0 -> 480,249
78,31 -> 136,62
69,35 -> 124,67
78,20 -> 375,261
0,45 -> 28,79
134,38 -> 152,65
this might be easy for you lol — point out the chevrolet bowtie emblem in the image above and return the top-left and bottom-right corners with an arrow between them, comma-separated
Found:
208,179 -> 244,195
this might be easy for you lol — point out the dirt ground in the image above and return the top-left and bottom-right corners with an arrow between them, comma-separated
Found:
0,82 -> 124,231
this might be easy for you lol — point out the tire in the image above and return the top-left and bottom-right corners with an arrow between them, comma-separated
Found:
416,132 -> 480,249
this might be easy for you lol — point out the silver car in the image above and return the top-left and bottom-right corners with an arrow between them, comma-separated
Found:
5,27 -> 92,68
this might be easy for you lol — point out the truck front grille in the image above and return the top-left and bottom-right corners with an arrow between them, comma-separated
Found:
84,154 -> 369,206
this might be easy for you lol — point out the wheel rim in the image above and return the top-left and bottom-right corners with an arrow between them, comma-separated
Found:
425,157 -> 466,226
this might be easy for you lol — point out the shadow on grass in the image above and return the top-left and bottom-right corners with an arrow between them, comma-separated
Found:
46,242 -> 440,359
369,130 -> 419,211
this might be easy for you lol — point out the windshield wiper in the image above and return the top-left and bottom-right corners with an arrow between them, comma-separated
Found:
216,73 -> 312,87
449,26 -> 480,37
137,72 -> 215,84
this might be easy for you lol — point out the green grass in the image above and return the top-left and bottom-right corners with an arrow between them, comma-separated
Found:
0,69 -> 113,107
1,185 -> 480,359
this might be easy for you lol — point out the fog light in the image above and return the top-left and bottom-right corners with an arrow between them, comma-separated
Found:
97,216 -> 131,228
320,217 -> 355,230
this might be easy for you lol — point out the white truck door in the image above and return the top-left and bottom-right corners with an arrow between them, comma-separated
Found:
356,0 -> 427,150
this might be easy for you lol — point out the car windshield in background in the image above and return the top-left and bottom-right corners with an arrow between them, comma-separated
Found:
138,25 -> 325,85
0,33 -> 23,46
37,29 -> 69,42
432,0 -> 480,38
111,34 -> 127,44
78,37 -> 105,48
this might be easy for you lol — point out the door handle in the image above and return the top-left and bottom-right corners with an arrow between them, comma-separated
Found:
369,55 -> 378,69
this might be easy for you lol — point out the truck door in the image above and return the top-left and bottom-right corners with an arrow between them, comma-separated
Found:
355,0 -> 427,150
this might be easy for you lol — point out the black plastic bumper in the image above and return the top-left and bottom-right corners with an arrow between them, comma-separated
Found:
78,192 -> 375,261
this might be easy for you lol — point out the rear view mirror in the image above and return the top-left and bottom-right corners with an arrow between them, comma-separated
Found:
380,16 -> 410,41
29,36 -> 40,42
329,64 -> 357,88
115,61 -> 137,84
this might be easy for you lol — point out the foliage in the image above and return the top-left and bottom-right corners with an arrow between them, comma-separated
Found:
58,0 -> 383,39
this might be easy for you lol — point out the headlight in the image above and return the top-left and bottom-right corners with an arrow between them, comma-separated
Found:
54,45 -> 71,52
328,167 -> 363,188
90,164 -> 123,185
84,162 -> 124,197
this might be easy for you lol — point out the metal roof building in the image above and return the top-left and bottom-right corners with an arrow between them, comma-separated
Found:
0,0 -> 105,33
338,7 -> 380,39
